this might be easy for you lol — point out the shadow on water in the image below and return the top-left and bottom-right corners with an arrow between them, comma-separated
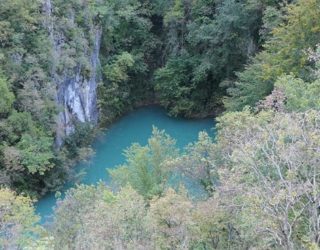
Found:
36,105 -> 215,224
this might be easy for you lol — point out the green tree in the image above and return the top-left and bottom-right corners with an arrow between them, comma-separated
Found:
148,188 -> 195,249
225,0 -> 320,111
52,184 -> 104,248
213,110 -> 320,248
175,131 -> 217,195
0,0 -> 57,195
275,75 -> 320,112
109,127 -> 178,198
99,52 -> 135,120
155,0 -> 281,117
98,0 -> 160,123
52,184 -> 153,249
0,188 -> 45,249
155,55 -> 198,116
0,111 -> 37,144
17,134 -> 54,175
0,71 -> 14,116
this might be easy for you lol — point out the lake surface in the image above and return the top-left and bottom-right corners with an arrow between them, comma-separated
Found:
36,105 -> 215,224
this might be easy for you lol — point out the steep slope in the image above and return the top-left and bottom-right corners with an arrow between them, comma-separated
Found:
43,0 -> 101,146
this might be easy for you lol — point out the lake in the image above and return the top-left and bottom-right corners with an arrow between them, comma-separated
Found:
36,105 -> 215,224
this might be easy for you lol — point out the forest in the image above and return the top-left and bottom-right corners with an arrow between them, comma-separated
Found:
1,0 -> 320,249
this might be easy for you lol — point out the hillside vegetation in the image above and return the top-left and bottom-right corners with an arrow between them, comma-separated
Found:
1,0 -> 320,249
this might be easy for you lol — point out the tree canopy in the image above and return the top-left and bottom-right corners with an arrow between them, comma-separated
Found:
2,0 -> 320,249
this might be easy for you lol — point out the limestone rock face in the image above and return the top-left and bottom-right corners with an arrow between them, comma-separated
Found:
43,0 -> 102,146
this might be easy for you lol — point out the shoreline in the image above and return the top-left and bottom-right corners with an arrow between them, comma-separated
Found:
37,101 -> 220,200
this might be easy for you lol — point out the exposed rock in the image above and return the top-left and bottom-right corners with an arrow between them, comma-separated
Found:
43,0 -> 101,147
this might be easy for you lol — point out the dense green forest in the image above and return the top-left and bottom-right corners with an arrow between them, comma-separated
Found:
1,0 -> 320,249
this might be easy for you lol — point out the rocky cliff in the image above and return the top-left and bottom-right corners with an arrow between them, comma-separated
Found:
43,0 -> 101,147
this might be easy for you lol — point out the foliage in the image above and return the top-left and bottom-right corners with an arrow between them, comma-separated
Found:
0,71 -> 14,117
17,134 -> 54,175
224,0 -> 320,111
174,131 -> 217,194
98,0 -> 160,124
155,0 -> 281,116
148,188 -> 195,249
0,111 -> 37,144
51,182 -> 228,250
39,107 -> 320,249
52,184 -> 105,248
99,52 -> 135,120
52,184 -> 153,249
0,0 -> 105,195
0,0 -> 59,195
104,52 -> 135,83
0,188 -> 45,249
3,0 -> 320,249
275,74 -> 320,112
155,55 -> 198,116
0,0 -> 301,197
64,122 -> 96,158
109,127 -> 178,198
214,109 -> 320,248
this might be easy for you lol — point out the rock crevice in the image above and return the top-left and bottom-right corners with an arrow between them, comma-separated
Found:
43,0 -> 101,147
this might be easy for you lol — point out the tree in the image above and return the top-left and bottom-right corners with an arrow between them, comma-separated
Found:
275,75 -> 320,112
148,188 -> 195,249
214,110 -> 320,248
52,184 -> 153,249
0,188 -> 44,249
225,0 -> 320,111
109,127 -> 178,198
0,71 -> 14,117
155,55 -> 198,116
98,0 -> 160,123
17,133 -> 54,175
52,184 -> 101,248
78,186 -> 152,249
0,0 -> 58,196
175,131 -> 217,195
99,52 -> 135,120
0,111 -> 37,144
155,0 -> 278,117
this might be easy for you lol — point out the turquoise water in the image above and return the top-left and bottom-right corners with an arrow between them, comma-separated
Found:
36,105 -> 215,224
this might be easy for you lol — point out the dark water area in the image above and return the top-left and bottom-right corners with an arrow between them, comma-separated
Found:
36,106 -> 215,224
